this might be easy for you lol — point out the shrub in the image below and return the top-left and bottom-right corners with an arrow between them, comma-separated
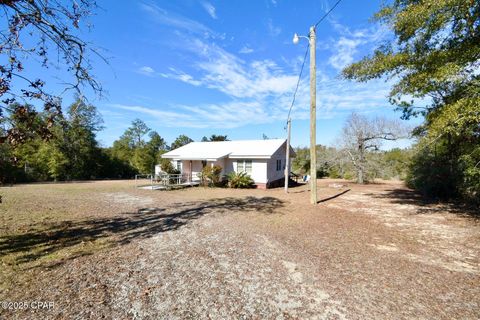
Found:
406,145 -> 462,200
201,165 -> 223,187
226,171 -> 254,188
159,158 -> 179,174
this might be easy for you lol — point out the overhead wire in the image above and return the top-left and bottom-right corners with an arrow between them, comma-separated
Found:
286,44 -> 309,126
285,0 -> 344,127
314,0 -> 343,28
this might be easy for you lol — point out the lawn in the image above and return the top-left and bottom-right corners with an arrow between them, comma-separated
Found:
0,179 -> 479,319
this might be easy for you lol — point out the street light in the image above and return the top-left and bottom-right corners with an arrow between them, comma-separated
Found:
293,26 -> 317,205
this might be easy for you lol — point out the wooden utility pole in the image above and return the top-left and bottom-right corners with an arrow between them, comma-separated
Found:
309,26 -> 317,205
284,118 -> 291,193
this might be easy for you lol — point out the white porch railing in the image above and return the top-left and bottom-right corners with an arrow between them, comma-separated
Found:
154,173 -> 195,186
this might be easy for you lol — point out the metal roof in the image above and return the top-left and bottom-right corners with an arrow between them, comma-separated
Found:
161,139 -> 291,160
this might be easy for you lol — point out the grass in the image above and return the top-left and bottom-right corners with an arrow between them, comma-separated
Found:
0,181 -> 137,293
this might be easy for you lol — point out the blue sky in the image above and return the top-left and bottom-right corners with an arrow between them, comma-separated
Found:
20,0 -> 424,148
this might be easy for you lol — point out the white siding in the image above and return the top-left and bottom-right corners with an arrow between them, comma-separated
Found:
267,142 -> 288,183
179,160 -> 201,180
158,140 -> 294,186
228,158 -> 267,184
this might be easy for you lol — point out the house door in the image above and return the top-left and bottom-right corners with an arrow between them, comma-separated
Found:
201,160 -> 207,168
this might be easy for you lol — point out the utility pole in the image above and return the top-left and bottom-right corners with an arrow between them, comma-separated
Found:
309,26 -> 317,205
284,118 -> 291,193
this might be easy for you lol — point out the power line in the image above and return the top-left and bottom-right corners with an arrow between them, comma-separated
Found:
314,0 -> 343,27
286,44 -> 309,124
285,0 -> 343,126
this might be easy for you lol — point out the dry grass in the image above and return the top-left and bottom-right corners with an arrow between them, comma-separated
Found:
0,179 -> 479,319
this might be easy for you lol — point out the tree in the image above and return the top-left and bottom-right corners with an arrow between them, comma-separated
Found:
62,98 -> 104,179
2,99 -> 105,181
124,119 -> 150,148
292,147 -> 310,175
133,131 -> 167,174
201,134 -> 229,142
340,113 -> 408,184
343,0 -> 480,201
111,119 -> 150,166
209,134 -> 229,141
0,0 -> 103,146
171,135 -> 193,149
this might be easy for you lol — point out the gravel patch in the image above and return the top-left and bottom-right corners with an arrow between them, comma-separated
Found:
1,180 -> 479,319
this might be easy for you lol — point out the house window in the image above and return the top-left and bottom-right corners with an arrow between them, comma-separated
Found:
236,160 -> 252,174
276,159 -> 282,171
176,161 -> 182,171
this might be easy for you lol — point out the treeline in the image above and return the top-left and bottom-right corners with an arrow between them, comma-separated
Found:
292,146 -> 412,182
339,1 -> 480,205
0,100 -> 212,183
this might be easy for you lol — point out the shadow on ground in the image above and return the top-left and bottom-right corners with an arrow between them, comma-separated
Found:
370,188 -> 479,219
317,189 -> 351,203
0,196 -> 284,267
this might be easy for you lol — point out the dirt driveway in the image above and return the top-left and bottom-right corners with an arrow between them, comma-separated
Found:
1,179 -> 479,319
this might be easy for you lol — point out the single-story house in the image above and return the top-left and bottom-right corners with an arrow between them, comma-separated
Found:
156,139 -> 295,189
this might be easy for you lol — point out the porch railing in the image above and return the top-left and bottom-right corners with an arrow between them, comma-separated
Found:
154,173 -> 195,186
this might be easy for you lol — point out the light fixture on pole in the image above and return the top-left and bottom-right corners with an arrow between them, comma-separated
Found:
293,26 -> 317,205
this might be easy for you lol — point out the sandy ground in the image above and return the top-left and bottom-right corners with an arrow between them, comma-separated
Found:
0,179 -> 479,319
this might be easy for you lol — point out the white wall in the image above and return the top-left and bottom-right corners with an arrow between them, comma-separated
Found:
227,158 -> 267,184
159,150 -> 291,185
267,142 -> 288,183
181,160 -> 203,181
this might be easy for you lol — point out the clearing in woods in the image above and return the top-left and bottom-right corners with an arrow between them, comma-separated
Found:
0,179 -> 479,319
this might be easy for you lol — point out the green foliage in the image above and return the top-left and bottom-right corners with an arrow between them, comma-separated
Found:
202,134 -> 229,141
171,135 -> 193,150
0,100 -> 137,182
380,148 -> 412,180
292,144 -> 412,182
110,121 -> 169,175
343,0 -> 480,202
226,171 -> 254,188
407,136 -> 480,203
292,147 -> 310,174
124,119 -> 150,148
201,165 -> 223,187
158,158 -> 179,174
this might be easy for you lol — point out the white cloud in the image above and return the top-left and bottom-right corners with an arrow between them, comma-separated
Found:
140,3 -> 215,38
267,19 -> 281,37
110,101 -> 272,129
328,37 -> 362,70
239,46 -> 254,54
160,68 -> 203,86
201,1 -> 217,19
327,21 -> 390,70
170,38 -> 298,98
137,66 -> 155,76
123,13 -> 396,129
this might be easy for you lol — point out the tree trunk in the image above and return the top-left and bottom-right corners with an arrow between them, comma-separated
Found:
358,167 -> 364,184
357,142 -> 365,184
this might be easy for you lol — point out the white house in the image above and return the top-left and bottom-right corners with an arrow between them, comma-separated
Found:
156,139 -> 295,189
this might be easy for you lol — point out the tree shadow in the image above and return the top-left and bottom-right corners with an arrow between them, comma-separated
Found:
370,188 -> 479,220
317,189 -> 351,203
0,196 -> 284,267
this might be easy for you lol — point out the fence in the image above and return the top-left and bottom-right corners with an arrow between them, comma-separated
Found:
154,173 -> 194,186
